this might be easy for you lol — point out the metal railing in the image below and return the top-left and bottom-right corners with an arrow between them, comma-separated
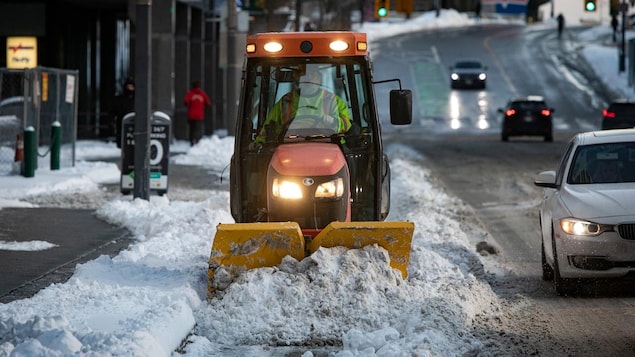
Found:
0,67 -> 79,175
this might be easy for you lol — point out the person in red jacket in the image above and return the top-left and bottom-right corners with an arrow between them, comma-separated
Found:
184,80 -> 211,146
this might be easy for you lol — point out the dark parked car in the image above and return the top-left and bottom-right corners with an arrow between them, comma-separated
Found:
449,60 -> 487,89
601,99 -> 635,130
499,95 -> 554,142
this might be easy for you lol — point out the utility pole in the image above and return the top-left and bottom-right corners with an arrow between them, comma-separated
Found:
134,0 -> 152,199
550,0 -> 554,18
619,1 -> 627,73
295,0 -> 302,31
227,0 -> 238,135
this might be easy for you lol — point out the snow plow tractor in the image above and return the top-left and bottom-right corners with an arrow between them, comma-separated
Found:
208,31 -> 414,294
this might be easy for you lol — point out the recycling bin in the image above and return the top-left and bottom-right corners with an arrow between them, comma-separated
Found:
120,111 -> 170,195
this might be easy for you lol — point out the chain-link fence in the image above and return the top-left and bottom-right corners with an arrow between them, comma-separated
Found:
0,67 -> 79,175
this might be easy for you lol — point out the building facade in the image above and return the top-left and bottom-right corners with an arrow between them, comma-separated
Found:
0,0 -> 227,141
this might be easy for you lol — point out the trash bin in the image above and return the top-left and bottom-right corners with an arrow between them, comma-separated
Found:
120,111 -> 170,195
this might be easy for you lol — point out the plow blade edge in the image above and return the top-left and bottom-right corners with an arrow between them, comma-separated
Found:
309,221 -> 415,279
208,222 -> 305,294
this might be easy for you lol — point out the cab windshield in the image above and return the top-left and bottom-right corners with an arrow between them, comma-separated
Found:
241,58 -> 373,146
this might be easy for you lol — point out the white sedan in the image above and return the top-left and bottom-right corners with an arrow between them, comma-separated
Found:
534,129 -> 635,295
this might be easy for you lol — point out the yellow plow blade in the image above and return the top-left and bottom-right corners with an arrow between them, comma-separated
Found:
208,222 -> 305,294
309,221 -> 415,279
208,221 -> 415,294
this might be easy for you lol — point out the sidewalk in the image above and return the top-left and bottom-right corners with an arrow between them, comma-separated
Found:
0,207 -> 132,303
0,161 -> 228,303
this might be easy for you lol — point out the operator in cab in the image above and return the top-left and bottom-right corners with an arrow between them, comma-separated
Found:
251,68 -> 351,148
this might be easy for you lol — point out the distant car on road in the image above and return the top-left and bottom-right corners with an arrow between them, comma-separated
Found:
601,99 -> 635,130
534,129 -> 635,295
449,60 -> 487,89
499,95 -> 554,142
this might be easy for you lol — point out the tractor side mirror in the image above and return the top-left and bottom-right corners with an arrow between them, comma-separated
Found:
390,89 -> 412,125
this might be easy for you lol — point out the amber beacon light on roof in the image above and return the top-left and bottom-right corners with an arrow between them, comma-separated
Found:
245,32 -> 368,57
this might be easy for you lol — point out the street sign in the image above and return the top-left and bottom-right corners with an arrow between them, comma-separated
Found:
6,37 -> 37,69
490,0 -> 528,15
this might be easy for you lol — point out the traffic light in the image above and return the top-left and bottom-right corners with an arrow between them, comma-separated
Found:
374,0 -> 389,19
584,0 -> 597,12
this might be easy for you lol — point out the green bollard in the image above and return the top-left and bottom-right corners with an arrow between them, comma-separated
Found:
23,126 -> 36,178
51,121 -> 61,170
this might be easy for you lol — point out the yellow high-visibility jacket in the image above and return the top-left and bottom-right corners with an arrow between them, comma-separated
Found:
256,89 -> 351,143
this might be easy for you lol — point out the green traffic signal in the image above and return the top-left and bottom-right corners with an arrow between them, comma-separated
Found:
585,0 -> 596,11
377,7 -> 387,17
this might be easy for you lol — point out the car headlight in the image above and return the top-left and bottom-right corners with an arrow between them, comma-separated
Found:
451,73 -> 459,80
272,178 -> 302,199
314,178 -> 344,198
560,218 -> 611,236
478,73 -> 486,80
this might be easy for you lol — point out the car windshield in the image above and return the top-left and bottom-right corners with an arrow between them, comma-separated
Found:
512,101 -> 546,110
455,61 -> 482,69
568,142 -> 635,184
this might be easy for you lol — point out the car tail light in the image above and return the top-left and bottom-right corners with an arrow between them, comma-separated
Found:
505,109 -> 516,116
603,109 -> 616,118
541,109 -> 551,116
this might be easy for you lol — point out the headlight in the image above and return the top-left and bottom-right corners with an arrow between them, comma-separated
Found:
560,218 -> 610,236
451,73 -> 459,80
314,178 -> 344,198
272,178 -> 302,199
329,40 -> 349,52
263,41 -> 283,53
478,73 -> 486,80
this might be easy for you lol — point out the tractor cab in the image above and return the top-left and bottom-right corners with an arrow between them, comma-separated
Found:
231,32 -> 412,230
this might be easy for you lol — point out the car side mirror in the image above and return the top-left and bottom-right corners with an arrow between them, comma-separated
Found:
534,171 -> 558,188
